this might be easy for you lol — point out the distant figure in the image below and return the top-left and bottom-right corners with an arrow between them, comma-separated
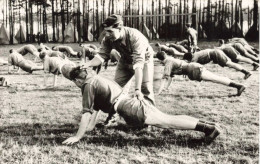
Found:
228,37 -> 259,55
156,51 -> 246,96
218,40 -> 259,71
221,40 -> 259,62
39,52 -> 76,87
183,49 -> 252,80
80,43 -> 120,74
185,23 -> 199,53
16,44 -> 40,62
155,43 -> 185,58
8,49 -> 43,74
165,42 -> 188,53
52,45 -> 80,58
39,49 -> 67,60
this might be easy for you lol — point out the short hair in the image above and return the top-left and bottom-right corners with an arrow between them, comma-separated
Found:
38,48 -> 43,52
52,46 -> 56,50
219,39 -> 225,44
156,51 -> 167,61
69,66 -> 88,81
39,52 -> 47,60
185,23 -> 192,28
155,43 -> 160,47
183,53 -> 193,61
102,14 -> 123,28
9,49 -> 13,53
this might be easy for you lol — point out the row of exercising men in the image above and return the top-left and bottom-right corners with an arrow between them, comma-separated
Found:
2,15 -> 258,145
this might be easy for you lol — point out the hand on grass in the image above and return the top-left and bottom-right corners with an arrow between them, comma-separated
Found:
62,136 -> 80,145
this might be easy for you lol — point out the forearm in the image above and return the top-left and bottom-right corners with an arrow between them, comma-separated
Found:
165,78 -> 173,89
75,113 -> 92,139
134,67 -> 143,90
76,111 -> 99,139
44,73 -> 47,86
158,78 -> 167,94
53,74 -> 57,86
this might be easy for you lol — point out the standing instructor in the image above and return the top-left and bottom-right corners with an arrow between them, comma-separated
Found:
81,14 -> 155,104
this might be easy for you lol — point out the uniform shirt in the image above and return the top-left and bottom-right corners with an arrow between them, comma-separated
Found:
16,44 -> 37,56
187,28 -> 198,46
191,49 -> 213,64
162,57 -> 187,79
98,26 -> 154,70
81,76 -> 122,114
219,45 -> 240,59
8,52 -> 25,66
43,57 -> 74,74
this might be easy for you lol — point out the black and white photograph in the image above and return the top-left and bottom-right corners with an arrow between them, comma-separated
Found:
0,0 -> 259,163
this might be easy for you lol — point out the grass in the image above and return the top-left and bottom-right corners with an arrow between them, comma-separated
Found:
0,41 -> 259,163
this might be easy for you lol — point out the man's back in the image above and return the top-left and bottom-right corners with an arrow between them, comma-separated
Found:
82,76 -> 122,115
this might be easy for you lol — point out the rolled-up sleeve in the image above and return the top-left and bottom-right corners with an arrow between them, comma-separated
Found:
131,31 -> 148,70
98,38 -> 112,61
81,83 -> 96,114
43,58 -> 50,73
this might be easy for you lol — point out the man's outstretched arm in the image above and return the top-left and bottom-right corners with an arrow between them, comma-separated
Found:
62,110 -> 100,145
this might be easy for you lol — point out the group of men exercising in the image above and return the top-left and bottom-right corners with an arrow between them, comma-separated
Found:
0,14 -> 258,146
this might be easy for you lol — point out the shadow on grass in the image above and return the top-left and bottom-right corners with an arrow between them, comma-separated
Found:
0,123 -> 209,148
23,87 -> 76,92
160,93 -> 232,99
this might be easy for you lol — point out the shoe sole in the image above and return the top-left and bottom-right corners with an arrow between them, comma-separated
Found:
237,86 -> 246,96
205,126 -> 221,144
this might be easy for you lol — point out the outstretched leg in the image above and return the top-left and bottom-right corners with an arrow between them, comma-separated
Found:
226,61 -> 251,79
201,69 -> 245,96
144,103 -> 221,144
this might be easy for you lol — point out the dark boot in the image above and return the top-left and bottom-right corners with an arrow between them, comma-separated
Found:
195,122 -> 221,144
229,82 -> 246,96
252,63 -> 259,71
241,69 -> 251,80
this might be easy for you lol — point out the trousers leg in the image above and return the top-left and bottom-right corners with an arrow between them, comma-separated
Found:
141,57 -> 155,105
201,69 -> 231,86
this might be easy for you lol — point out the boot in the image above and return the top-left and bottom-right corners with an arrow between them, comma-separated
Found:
229,82 -> 246,96
252,63 -> 259,71
195,122 -> 221,144
241,69 -> 251,80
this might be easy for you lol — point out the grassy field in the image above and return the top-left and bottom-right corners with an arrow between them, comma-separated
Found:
0,41 -> 259,163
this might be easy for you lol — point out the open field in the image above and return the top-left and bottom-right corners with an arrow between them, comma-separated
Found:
0,41 -> 259,163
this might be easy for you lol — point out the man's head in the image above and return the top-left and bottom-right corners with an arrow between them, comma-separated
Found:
9,49 -> 14,54
69,66 -> 88,81
155,43 -> 161,47
39,51 -> 47,60
156,51 -> 167,61
185,23 -> 192,30
102,15 -> 123,41
218,39 -> 225,46
183,52 -> 193,61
